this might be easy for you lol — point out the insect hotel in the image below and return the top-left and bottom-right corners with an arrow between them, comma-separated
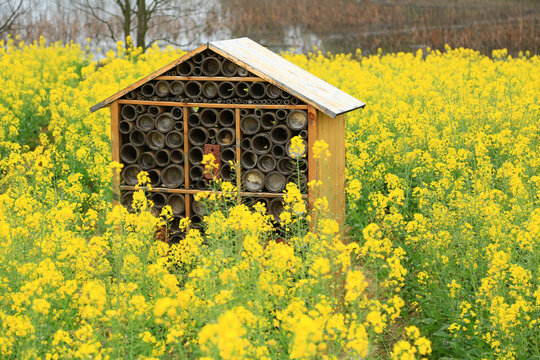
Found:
90,37 -> 364,238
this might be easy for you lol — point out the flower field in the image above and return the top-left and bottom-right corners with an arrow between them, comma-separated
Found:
0,37 -> 538,359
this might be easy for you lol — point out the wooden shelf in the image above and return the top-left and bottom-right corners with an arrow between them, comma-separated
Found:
118,99 -> 307,110
120,185 -> 308,199
155,76 -> 265,82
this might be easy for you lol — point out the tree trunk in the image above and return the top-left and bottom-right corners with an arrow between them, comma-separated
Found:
136,0 -> 148,50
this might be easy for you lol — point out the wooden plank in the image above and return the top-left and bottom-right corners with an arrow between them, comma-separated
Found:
90,44 -> 208,113
183,107 -> 191,218
235,108 -> 242,199
209,38 -> 365,118
307,106 -> 318,210
155,76 -> 264,82
111,101 -> 121,206
117,99 -> 307,110
120,185 -> 307,198
315,112 -> 346,227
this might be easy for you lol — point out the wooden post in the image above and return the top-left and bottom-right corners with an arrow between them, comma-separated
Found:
111,101 -> 121,206
235,108 -> 242,201
183,106 -> 191,218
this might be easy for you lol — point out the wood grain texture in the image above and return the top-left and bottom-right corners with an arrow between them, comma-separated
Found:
235,108 -> 242,200
117,99 -> 307,110
315,112 -> 346,227
90,45 -> 208,113
307,106 -> 318,209
111,101 -> 121,206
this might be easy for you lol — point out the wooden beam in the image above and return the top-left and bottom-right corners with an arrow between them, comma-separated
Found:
307,106 -> 318,210
235,108 -> 242,200
183,107 -> 191,218
117,99 -> 307,110
155,76 -> 264,82
111,101 -> 121,206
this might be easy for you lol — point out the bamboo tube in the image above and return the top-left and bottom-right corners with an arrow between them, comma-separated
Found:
288,173 -> 307,192
266,84 -> 281,99
257,154 -> 276,173
122,164 -> 141,185
189,165 -> 204,181
162,165 -> 184,188
276,157 -> 293,175
217,128 -> 235,146
220,163 -> 233,181
155,113 -> 174,133
298,159 -> 308,172
240,115 -> 260,135
188,146 -> 203,166
280,90 -> 292,99
265,171 -> 287,192
201,57 -> 221,76
188,112 -> 201,127
249,82 -> 266,99
129,129 -> 146,146
169,234 -> 185,244
155,80 -> 170,97
174,121 -> 184,131
268,198 -> 284,221
300,130 -> 308,139
254,109 -> 263,117
177,62 -> 193,76
151,192 -> 167,209
260,112 -> 276,129
271,144 -> 285,158
192,66 -> 202,76
235,81 -> 249,98
243,169 -> 265,192
196,179 -> 208,189
240,138 -> 251,151
239,109 -> 249,117
255,197 -> 269,209
237,67 -> 249,77
202,81 -> 218,99
148,169 -> 161,187
185,81 -> 202,98
276,109 -> 288,120
171,107 -> 183,120
287,110 -> 308,130
207,128 -> 217,139
147,131 -> 166,150
240,150 -> 257,169
148,105 -> 164,117
121,104 -> 137,121
120,144 -> 141,164
252,134 -> 272,155
170,81 -> 184,95
188,127 -> 208,146
291,97 -> 299,105
141,83 -> 155,97
139,151 -> 155,170
190,215 -> 203,230
218,81 -> 236,99
218,109 -> 235,127
200,108 -> 219,127
166,131 -> 184,149
119,120 -> 133,134
125,92 -> 136,100
121,191 -> 134,212
135,104 -> 146,114
270,125 -> 291,145
220,147 -> 236,163
167,194 -> 185,215
170,149 -> 184,164
192,52 -> 204,64
155,149 -> 171,167
221,60 -> 238,76
192,199 -> 207,215
136,114 -> 154,132
285,139 -> 307,158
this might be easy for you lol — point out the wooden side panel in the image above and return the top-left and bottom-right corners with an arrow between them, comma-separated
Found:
183,107 -> 191,218
307,106 -> 318,209
315,112 -> 346,227
111,101 -> 121,205
235,108 -> 242,199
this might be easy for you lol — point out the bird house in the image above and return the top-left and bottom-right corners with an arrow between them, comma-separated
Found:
90,37 -> 364,238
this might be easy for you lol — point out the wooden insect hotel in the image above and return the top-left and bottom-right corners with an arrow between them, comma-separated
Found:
90,37 -> 364,238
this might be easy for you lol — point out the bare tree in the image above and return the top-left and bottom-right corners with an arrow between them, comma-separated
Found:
72,0 -> 221,51
0,0 -> 26,35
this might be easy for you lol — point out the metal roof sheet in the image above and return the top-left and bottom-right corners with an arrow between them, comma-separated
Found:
209,38 -> 364,118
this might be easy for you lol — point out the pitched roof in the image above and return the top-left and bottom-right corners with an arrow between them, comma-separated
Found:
90,37 -> 365,117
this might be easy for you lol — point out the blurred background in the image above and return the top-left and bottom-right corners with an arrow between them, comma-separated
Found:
0,0 -> 538,55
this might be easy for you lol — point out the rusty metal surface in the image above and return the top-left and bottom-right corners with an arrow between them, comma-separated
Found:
209,37 -> 365,118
